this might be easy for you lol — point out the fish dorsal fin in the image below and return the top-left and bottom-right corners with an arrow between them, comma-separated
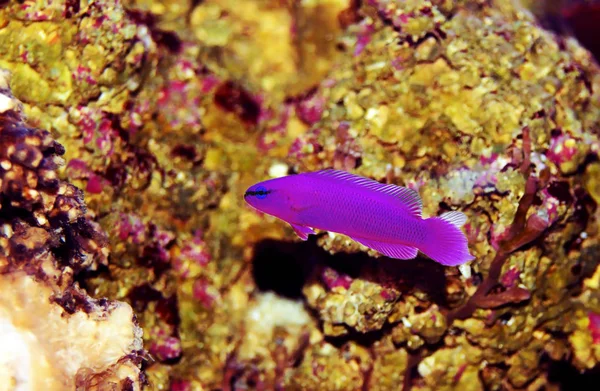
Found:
439,211 -> 467,227
308,169 -> 422,217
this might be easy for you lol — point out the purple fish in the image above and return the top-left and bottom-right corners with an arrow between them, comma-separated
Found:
244,169 -> 474,266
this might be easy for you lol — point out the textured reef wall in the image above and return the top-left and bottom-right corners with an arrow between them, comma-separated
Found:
0,69 -> 143,390
0,0 -> 599,389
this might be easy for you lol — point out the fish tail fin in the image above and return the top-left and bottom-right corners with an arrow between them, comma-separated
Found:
420,211 -> 474,266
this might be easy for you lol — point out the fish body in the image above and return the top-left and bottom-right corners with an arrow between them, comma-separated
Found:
244,169 -> 474,266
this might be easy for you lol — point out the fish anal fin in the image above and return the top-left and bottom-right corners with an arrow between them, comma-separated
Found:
351,237 -> 418,260
308,169 -> 422,217
291,224 -> 315,240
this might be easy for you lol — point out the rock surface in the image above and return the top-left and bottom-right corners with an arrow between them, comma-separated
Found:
0,0 -> 599,389
0,69 -> 143,390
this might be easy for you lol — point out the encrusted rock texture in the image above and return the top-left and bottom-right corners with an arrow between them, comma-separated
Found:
0,69 -> 144,390
0,0 -> 599,389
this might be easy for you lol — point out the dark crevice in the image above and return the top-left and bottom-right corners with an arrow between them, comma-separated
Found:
545,356 -> 600,390
251,236 -> 448,305
251,237 -> 320,299
324,323 -> 393,349
549,3 -> 600,62
0,198 -> 40,227
214,81 -> 261,126
127,284 -> 164,312
74,262 -> 111,290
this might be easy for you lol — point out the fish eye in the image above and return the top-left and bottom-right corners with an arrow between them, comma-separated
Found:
255,186 -> 268,199
244,185 -> 272,200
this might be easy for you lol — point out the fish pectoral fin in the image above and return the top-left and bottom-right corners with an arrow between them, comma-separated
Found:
351,237 -> 418,260
291,224 -> 316,241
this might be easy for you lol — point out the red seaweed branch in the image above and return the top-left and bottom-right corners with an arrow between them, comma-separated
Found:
402,128 -> 548,389
475,286 -> 532,309
447,172 -> 546,322
447,127 -> 546,322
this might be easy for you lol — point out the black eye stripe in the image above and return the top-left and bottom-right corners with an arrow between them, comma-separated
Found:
245,189 -> 272,196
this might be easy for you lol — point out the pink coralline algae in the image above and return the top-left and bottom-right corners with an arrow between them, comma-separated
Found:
354,22 -> 375,57
117,213 -> 146,244
257,105 -> 291,152
77,5 -> 128,44
20,6 -> 51,21
150,335 -> 182,362
76,107 -> 116,156
156,81 -> 186,106
296,93 -> 324,125
149,227 -> 176,265
201,74 -> 220,93
288,129 -> 323,161
322,267 -> 353,290
333,122 -> 362,170
176,231 -> 211,270
500,267 -> 521,288
192,278 -> 219,308
391,54 -> 409,71
380,288 -> 400,301
480,152 -> 500,165
127,100 -> 151,135
157,79 -> 203,130
155,229 -> 176,249
288,138 -> 305,159
489,227 -> 507,252
589,312 -> 600,344
474,157 -> 507,190
394,13 -> 410,26
66,158 -> 91,179
86,173 -> 109,194
66,159 -> 109,194
547,133 -> 578,166
170,380 -> 192,391
537,188 -> 562,225
79,108 -> 98,144
92,15 -> 107,29
462,222 -> 482,245
73,65 -> 98,86
369,0 -> 434,31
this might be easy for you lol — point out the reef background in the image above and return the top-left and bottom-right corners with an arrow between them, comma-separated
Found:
1,0 -> 600,389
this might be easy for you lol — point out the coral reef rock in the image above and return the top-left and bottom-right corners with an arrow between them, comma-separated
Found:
0,69 -> 143,390
0,0 -> 599,389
